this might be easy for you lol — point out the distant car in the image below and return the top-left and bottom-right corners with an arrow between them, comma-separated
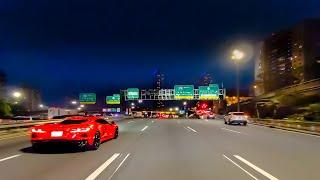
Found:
133,112 -> 144,118
30,116 -> 119,151
224,112 -> 248,126
208,113 -> 215,119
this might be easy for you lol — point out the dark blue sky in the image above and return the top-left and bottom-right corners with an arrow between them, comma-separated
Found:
0,0 -> 319,105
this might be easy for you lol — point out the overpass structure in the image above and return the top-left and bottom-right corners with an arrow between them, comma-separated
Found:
121,88 -> 226,101
255,78 -> 320,103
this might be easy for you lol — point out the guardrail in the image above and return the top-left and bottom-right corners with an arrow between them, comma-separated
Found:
0,120 -> 63,131
0,116 -> 131,131
250,118 -> 320,135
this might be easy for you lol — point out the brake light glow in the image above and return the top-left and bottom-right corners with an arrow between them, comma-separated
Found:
31,128 -> 46,133
70,127 -> 90,133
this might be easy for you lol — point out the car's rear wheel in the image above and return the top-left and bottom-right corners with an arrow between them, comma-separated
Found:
114,128 -> 119,139
89,132 -> 101,150
243,122 -> 247,126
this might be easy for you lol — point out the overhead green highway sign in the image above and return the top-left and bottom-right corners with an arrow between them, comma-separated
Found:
199,84 -> 219,100
174,85 -> 194,100
127,88 -> 139,100
79,93 -> 96,104
106,94 -> 121,104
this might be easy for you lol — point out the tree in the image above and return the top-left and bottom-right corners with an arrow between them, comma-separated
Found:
0,99 -> 12,118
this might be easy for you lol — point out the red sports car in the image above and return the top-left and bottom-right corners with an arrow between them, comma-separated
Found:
30,116 -> 119,150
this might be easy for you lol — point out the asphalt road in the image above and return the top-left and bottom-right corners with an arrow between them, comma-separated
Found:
0,118 -> 320,180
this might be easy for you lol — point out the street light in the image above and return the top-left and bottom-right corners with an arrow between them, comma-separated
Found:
169,108 -> 173,112
138,100 -> 143,103
71,101 -> 77,105
77,107 -> 81,110
231,49 -> 245,112
183,101 -> 187,106
80,104 -> 85,108
39,104 -> 44,108
12,91 -> 22,98
131,103 -> 135,106
175,107 -> 179,111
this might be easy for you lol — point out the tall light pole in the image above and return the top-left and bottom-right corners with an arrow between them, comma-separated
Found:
231,49 -> 245,112
183,101 -> 187,117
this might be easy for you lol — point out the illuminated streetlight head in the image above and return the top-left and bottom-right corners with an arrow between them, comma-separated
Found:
183,101 -> 187,105
71,101 -> 77,105
131,103 -> 135,106
169,108 -> 173,111
39,104 -> 44,108
12,91 -> 22,98
232,49 -> 245,60
77,107 -> 81,110
80,104 -> 85,108
175,107 -> 179,111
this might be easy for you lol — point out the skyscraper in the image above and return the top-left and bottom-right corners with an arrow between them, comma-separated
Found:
198,73 -> 213,86
261,19 -> 320,93
154,71 -> 164,109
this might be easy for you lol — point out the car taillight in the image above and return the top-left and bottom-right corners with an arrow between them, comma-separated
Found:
70,127 -> 90,133
31,128 -> 46,133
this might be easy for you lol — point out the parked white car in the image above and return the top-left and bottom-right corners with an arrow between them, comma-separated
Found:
224,112 -> 248,126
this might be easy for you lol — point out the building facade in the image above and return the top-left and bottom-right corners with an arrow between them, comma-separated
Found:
261,19 -> 320,93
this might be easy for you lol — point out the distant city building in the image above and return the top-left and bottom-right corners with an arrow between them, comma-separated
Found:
198,73 -> 213,86
261,19 -> 320,93
0,71 -> 6,98
252,43 -> 264,96
154,71 -> 165,109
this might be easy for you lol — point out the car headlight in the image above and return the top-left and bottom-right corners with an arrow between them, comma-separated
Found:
31,128 -> 46,133
70,127 -> 91,133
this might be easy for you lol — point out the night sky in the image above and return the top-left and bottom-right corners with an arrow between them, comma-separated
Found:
0,0 -> 319,105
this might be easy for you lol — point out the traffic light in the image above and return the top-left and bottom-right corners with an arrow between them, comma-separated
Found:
201,103 -> 208,109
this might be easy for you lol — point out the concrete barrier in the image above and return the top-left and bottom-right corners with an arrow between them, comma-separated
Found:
250,118 -> 320,135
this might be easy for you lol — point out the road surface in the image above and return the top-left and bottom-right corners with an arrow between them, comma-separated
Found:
0,118 -> 320,180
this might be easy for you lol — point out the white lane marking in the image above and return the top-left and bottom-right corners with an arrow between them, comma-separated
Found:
184,127 -> 190,132
141,126 -> 148,132
205,119 -> 209,122
85,153 -> 120,180
0,154 -> 22,163
187,126 -> 197,133
221,128 -> 242,134
107,153 -> 130,180
127,121 -> 134,123
151,121 -> 154,123
223,155 -> 258,180
234,155 -> 278,180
